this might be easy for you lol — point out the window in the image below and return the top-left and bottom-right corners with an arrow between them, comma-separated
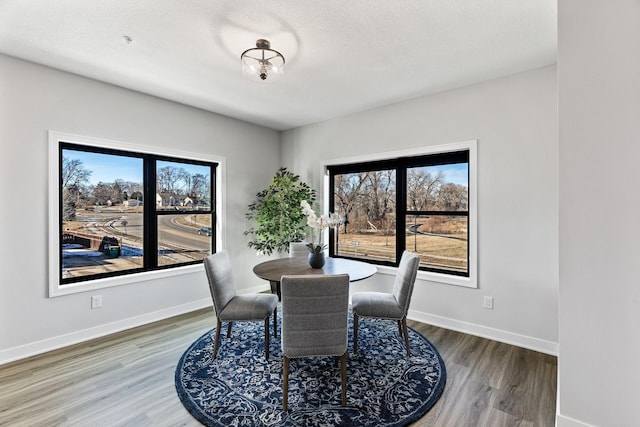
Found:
49,132 -> 222,296
326,141 -> 476,287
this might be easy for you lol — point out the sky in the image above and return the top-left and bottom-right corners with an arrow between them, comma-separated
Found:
64,149 -> 142,185
64,149 -> 209,185
65,148 -> 467,188
426,163 -> 468,187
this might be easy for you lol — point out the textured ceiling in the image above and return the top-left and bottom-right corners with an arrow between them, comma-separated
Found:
0,0 -> 556,130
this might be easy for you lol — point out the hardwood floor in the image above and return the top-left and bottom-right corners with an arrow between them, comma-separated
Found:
0,309 -> 557,426
408,323 -> 557,426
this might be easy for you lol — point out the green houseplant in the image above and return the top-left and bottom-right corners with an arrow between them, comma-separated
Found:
244,167 -> 316,255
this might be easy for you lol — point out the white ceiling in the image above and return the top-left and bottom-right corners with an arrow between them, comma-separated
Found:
0,0 -> 556,131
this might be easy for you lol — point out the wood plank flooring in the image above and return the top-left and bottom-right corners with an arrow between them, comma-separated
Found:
0,309 -> 557,426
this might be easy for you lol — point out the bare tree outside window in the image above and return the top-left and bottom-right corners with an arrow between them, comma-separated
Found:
330,152 -> 469,276
333,169 -> 397,263
61,158 -> 92,221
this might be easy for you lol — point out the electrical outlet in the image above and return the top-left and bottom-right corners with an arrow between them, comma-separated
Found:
483,296 -> 494,310
91,295 -> 102,309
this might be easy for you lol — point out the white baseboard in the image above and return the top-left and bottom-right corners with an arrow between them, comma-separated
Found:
556,413 -> 594,427
3,288 -> 555,366
408,309 -> 559,356
0,298 -> 212,366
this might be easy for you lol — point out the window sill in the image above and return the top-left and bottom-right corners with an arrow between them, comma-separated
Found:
49,264 -> 203,297
375,265 -> 477,288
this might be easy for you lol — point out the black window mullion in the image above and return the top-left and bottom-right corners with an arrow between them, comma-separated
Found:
58,145 -> 65,283
396,166 -> 407,265
143,157 -> 158,269
328,172 -> 335,256
406,211 -> 468,216
210,168 -> 216,254
403,151 -> 468,168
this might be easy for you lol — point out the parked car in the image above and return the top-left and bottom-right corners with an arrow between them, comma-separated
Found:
198,227 -> 212,236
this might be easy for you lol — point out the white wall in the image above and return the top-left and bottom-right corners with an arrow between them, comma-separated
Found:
558,1 -> 640,426
282,66 -> 559,354
0,54 -> 280,363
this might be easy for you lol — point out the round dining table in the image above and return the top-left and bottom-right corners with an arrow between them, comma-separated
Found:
253,256 -> 377,300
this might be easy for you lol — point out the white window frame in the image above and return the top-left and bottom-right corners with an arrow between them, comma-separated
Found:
321,139 -> 477,288
48,131 -> 226,297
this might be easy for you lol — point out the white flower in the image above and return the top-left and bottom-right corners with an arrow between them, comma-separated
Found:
301,200 -> 342,230
300,200 -> 342,252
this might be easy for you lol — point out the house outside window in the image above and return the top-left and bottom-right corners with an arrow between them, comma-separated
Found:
325,140 -> 477,287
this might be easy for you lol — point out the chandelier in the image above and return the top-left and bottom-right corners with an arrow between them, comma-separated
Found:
240,39 -> 285,82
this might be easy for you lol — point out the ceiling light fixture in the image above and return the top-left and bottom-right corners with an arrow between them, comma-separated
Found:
240,39 -> 285,82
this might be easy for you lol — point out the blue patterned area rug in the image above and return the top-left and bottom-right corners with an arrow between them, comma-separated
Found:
175,311 -> 446,426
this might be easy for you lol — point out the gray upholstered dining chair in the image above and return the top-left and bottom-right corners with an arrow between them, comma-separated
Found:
203,251 -> 279,360
352,251 -> 420,356
280,274 -> 350,412
288,241 -> 309,257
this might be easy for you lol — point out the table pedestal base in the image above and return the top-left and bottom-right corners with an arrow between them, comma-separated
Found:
269,280 -> 281,301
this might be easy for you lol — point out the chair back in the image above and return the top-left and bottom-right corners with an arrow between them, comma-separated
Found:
281,274 -> 350,358
203,251 -> 237,316
391,251 -> 420,316
289,241 -> 309,257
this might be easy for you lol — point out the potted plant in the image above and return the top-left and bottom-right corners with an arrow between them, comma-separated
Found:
244,167 -> 316,255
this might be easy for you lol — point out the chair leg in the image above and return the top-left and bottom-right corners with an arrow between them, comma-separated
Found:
213,318 -> 222,359
401,316 -> 411,356
353,312 -> 359,354
226,322 -> 233,338
264,317 -> 270,360
397,320 -> 403,336
273,307 -> 278,338
283,356 -> 290,411
340,352 -> 347,406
